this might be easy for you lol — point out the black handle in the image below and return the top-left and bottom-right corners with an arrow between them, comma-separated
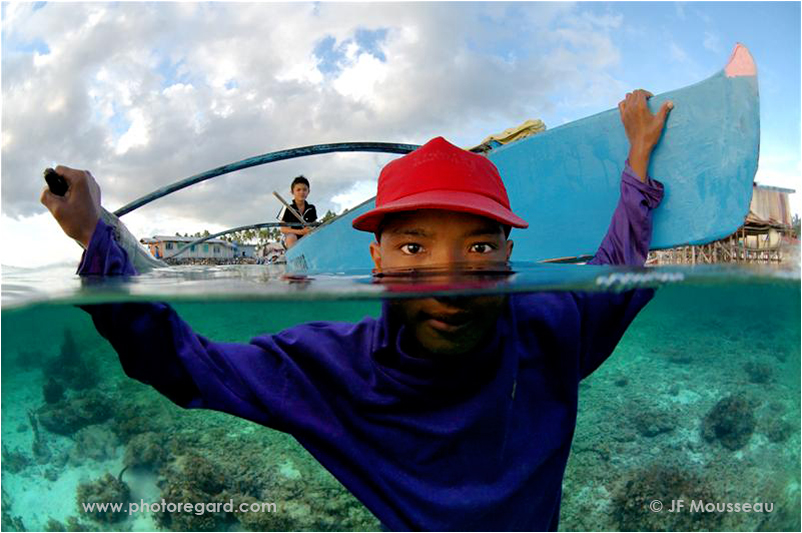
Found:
44,168 -> 68,196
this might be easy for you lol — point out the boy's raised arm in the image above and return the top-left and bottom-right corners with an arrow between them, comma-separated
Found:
568,90 -> 672,378
588,90 -> 672,266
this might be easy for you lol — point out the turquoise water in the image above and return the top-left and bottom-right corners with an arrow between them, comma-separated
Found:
1,264 -> 799,531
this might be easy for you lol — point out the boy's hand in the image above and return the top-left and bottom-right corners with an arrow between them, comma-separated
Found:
40,166 -> 102,248
618,89 -> 673,182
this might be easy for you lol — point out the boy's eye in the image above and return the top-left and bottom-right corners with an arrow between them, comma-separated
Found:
470,243 -> 496,254
400,243 -> 424,255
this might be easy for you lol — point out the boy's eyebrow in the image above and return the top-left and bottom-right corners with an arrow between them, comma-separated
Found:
464,224 -> 505,238
384,225 -> 503,239
385,228 -> 432,238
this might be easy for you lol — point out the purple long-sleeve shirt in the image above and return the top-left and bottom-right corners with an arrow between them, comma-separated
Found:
79,165 -> 663,531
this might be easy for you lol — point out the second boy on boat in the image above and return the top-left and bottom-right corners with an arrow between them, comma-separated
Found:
277,175 -> 318,249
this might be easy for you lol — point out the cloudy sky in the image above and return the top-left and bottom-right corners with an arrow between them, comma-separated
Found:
2,1 -> 800,268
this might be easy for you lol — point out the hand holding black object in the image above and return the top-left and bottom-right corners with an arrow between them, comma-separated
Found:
44,168 -> 69,196
40,166 -> 102,248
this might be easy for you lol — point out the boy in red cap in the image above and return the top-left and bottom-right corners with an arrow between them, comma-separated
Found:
42,90 -> 671,530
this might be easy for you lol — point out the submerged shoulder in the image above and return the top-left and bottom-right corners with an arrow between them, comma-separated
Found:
510,291 -> 581,322
252,315 -> 379,357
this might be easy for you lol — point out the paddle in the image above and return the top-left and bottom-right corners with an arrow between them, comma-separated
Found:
272,191 -> 309,227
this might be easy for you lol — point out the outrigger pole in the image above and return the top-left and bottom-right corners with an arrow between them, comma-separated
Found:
113,142 -> 419,218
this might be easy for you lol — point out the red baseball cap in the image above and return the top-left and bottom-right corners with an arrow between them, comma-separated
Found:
352,137 -> 528,232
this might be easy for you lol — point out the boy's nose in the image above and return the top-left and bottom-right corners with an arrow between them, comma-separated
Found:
432,295 -> 471,309
430,245 -> 465,267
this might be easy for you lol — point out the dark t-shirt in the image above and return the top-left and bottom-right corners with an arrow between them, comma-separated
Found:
278,201 -> 317,225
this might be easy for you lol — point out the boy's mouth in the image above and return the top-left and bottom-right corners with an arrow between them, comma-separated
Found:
423,312 -> 473,333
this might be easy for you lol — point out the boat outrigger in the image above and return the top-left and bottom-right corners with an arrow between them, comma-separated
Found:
60,44 -> 759,275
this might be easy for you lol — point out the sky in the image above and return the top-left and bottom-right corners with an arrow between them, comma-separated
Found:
2,1 -> 800,268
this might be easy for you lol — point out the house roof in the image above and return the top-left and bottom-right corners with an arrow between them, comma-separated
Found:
746,185 -> 794,229
141,236 -> 237,248
754,183 -> 796,194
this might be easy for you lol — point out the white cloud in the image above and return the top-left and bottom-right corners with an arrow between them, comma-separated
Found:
332,52 -> 389,104
2,2 -> 632,267
669,41 -> 688,63
115,109 -> 150,154
1,212 -> 85,268
703,32 -> 720,54
331,180 -> 378,213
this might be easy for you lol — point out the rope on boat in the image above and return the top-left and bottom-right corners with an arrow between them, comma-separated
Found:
113,142 -> 420,217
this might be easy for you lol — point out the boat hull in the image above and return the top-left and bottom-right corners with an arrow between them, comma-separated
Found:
288,45 -> 759,273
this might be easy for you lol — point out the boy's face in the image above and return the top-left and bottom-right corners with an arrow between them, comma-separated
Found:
370,210 -> 513,357
292,183 -> 309,203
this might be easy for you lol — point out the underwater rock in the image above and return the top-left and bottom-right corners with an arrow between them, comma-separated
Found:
1,498 -> 26,532
613,376 -> 629,387
37,391 -> 113,436
229,494 -> 290,531
109,397 -> 168,441
43,377 -> 66,404
111,414 -> 154,441
124,431 -> 169,469
155,480 -> 222,531
76,473 -> 131,523
65,516 -> 92,532
44,516 -> 92,532
662,346 -> 693,364
1,446 -> 31,474
613,464 -> 722,531
179,453 -> 227,495
14,348 -> 45,371
154,453 -> 230,531
44,518 -> 66,531
44,330 -> 97,391
630,409 -> 677,438
701,395 -> 756,450
27,410 -> 51,463
764,418 -> 794,443
44,467 -> 61,482
68,426 -> 119,465
742,361 -> 773,384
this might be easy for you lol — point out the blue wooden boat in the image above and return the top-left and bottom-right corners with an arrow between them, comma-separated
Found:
285,44 -> 759,273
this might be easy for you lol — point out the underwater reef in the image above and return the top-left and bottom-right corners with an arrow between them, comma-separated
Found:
43,330 -> 99,392
559,284 -> 801,532
76,473 -> 131,523
2,285 -> 800,532
613,463 -> 722,531
701,394 -> 756,451
1,326 -> 382,531
36,391 -> 114,436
